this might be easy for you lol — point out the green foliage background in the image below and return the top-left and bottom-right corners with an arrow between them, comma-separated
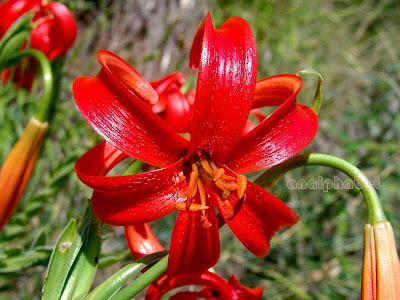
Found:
0,0 -> 399,299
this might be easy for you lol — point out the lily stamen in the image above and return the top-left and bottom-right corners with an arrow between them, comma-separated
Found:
213,168 -> 225,181
200,159 -> 214,175
200,215 -> 212,228
215,180 -> 237,192
176,203 -> 209,211
197,178 -> 207,216
186,168 -> 198,208
236,174 -> 247,198
209,161 -> 218,170
221,174 -> 236,180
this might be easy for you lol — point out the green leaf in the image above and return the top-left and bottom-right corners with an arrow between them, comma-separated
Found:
42,212 -> 91,300
29,229 -> 47,249
98,249 -> 131,269
0,247 -> 51,273
110,254 -> 169,300
0,31 -> 30,69
67,216 -> 102,299
297,69 -> 323,115
0,10 -> 33,55
85,251 -> 169,300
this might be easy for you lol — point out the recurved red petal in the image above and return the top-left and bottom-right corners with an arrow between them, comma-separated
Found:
75,143 -> 188,224
188,12 -> 257,161
168,195 -> 220,279
210,181 -> 299,257
224,75 -> 318,173
253,74 -> 303,108
73,50 -> 189,168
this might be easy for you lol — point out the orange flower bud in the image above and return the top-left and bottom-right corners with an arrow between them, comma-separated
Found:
0,117 -> 48,231
362,221 -> 400,299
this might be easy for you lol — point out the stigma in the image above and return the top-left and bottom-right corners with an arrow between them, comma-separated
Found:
175,155 -> 248,228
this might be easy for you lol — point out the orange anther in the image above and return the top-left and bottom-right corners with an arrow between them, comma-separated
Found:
201,215 -> 212,228
176,203 -> 209,211
215,180 -> 237,192
221,174 -> 236,181
213,168 -> 225,181
236,174 -> 247,198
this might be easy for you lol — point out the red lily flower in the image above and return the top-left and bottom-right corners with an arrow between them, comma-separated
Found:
151,72 -> 194,133
0,0 -> 77,89
73,13 -> 318,279
146,272 -> 263,300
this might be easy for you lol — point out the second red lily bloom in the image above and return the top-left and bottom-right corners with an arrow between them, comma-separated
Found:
0,0 -> 77,89
73,13 -> 318,279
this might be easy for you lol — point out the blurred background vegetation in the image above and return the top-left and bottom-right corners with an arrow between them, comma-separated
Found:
1,0 -> 399,299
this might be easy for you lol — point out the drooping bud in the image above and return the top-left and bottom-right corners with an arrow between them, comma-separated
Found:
0,117 -> 48,231
361,221 -> 400,299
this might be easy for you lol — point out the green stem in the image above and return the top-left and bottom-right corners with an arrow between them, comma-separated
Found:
254,154 -> 386,224
17,49 -> 53,122
110,255 -> 169,300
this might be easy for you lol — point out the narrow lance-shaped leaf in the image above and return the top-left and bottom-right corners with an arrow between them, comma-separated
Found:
42,209 -> 92,300
85,251 -> 169,300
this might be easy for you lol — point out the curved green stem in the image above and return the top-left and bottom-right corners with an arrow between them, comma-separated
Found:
17,49 -> 53,122
254,154 -> 386,224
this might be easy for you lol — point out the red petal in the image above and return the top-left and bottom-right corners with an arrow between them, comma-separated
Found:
167,196 -> 220,279
41,1 -> 77,59
224,75 -> 318,173
0,0 -> 41,37
75,143 -> 188,224
211,181 -> 299,257
146,272 -> 235,300
253,74 -> 302,108
73,50 -> 189,168
228,275 -> 264,300
151,72 -> 184,114
160,91 -> 192,133
188,12 -> 257,161
124,224 -> 165,260
30,18 -> 51,55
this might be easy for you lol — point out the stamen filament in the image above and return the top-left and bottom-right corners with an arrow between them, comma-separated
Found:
186,170 -> 198,208
200,159 -> 214,175
196,178 -> 207,216
209,161 -> 218,170
191,160 -> 199,176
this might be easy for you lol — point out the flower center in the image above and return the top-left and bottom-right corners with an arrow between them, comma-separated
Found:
175,155 -> 247,228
